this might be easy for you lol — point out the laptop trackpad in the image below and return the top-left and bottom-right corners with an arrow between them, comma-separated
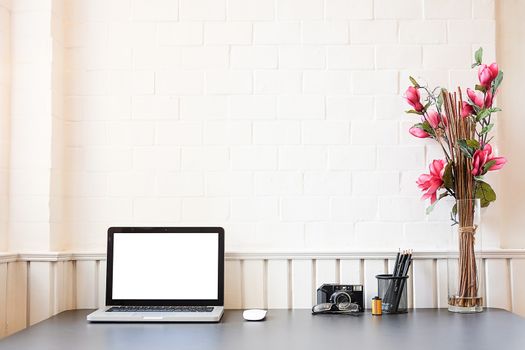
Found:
143,316 -> 164,320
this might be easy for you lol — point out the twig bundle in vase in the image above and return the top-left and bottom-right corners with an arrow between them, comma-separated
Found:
441,90 -> 480,309
404,48 -> 507,313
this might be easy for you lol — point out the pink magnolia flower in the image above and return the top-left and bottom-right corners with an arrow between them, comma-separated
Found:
409,126 -> 430,138
484,90 -> 494,108
467,88 -> 495,109
426,109 -> 444,128
472,144 -> 507,176
467,88 -> 485,108
461,101 -> 474,117
478,63 -> 499,87
405,86 -> 424,112
417,159 -> 446,204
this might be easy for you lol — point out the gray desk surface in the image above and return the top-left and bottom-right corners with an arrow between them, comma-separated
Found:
1,309 -> 524,350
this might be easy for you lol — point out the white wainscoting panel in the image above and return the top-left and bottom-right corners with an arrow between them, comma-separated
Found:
436,259 -> 448,308
0,263 -> 7,338
511,259 -> 525,316
385,259 -> 393,276
267,259 -> 289,309
76,260 -> 98,309
291,259 -> 314,309
339,259 -> 361,285
28,262 -> 54,326
1,251 -> 525,340
54,261 -> 74,314
242,260 -> 265,309
485,258 -> 512,310
363,259 -> 386,308
6,261 -> 27,336
316,259 -> 338,286
53,262 -> 64,314
98,260 -> 106,308
412,259 -> 436,308
224,260 -> 242,309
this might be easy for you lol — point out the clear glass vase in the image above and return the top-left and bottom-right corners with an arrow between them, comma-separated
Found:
448,199 -> 483,313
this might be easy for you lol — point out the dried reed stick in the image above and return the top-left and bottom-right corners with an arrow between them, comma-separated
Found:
442,89 -> 480,308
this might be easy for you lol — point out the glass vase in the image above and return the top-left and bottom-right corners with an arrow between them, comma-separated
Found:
448,199 -> 483,313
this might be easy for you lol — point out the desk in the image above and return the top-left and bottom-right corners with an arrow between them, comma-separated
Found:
1,309 -> 524,350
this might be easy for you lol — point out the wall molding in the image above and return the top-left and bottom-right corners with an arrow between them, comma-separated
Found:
224,249 -> 525,260
2,249 -> 525,263
0,253 -> 18,263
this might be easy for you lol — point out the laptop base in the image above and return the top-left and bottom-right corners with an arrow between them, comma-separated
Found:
87,306 -> 224,322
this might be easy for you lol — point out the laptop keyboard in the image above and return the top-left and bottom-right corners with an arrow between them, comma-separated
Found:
106,306 -> 214,313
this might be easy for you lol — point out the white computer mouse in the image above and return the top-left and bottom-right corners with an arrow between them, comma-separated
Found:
243,309 -> 267,321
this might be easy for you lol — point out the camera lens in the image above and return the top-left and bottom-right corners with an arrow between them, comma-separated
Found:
330,291 -> 351,304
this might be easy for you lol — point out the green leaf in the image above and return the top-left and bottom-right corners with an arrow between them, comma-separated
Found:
426,192 -> 448,215
475,181 -> 496,208
437,93 -> 443,109
475,108 -> 490,122
474,47 -> 483,65
412,122 -> 434,137
481,123 -> 494,135
405,109 -> 423,115
493,70 -> 504,91
475,84 -> 487,93
458,139 -> 474,158
409,76 -> 420,88
425,201 -> 437,215
421,120 -> 434,135
423,101 -> 431,111
466,139 -> 480,149
442,162 -> 454,190
450,203 -> 458,224
482,159 -> 497,174
471,63 -> 479,69
489,107 -> 502,113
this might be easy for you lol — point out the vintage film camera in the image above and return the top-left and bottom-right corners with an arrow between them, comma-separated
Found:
314,284 -> 364,314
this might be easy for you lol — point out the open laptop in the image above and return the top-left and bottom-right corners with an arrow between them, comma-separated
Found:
87,227 -> 225,322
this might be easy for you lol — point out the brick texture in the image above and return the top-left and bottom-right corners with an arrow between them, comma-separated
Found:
4,0 -> 495,251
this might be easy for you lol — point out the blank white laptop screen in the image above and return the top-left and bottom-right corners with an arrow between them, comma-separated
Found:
112,233 -> 219,300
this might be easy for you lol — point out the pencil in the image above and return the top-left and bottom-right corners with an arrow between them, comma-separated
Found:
397,252 -> 408,277
402,251 -> 412,277
393,251 -> 413,312
393,250 -> 401,276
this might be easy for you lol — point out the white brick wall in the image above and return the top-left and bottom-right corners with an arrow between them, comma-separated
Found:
4,0 -> 500,252
0,0 -> 10,250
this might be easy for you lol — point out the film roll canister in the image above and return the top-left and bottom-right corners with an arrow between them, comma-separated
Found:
372,296 -> 382,316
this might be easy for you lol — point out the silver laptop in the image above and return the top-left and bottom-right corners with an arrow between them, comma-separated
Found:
87,227 -> 225,322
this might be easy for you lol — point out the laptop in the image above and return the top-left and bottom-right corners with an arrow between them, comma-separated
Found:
87,227 -> 225,322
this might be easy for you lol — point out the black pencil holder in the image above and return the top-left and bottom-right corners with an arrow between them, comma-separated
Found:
376,274 -> 408,314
